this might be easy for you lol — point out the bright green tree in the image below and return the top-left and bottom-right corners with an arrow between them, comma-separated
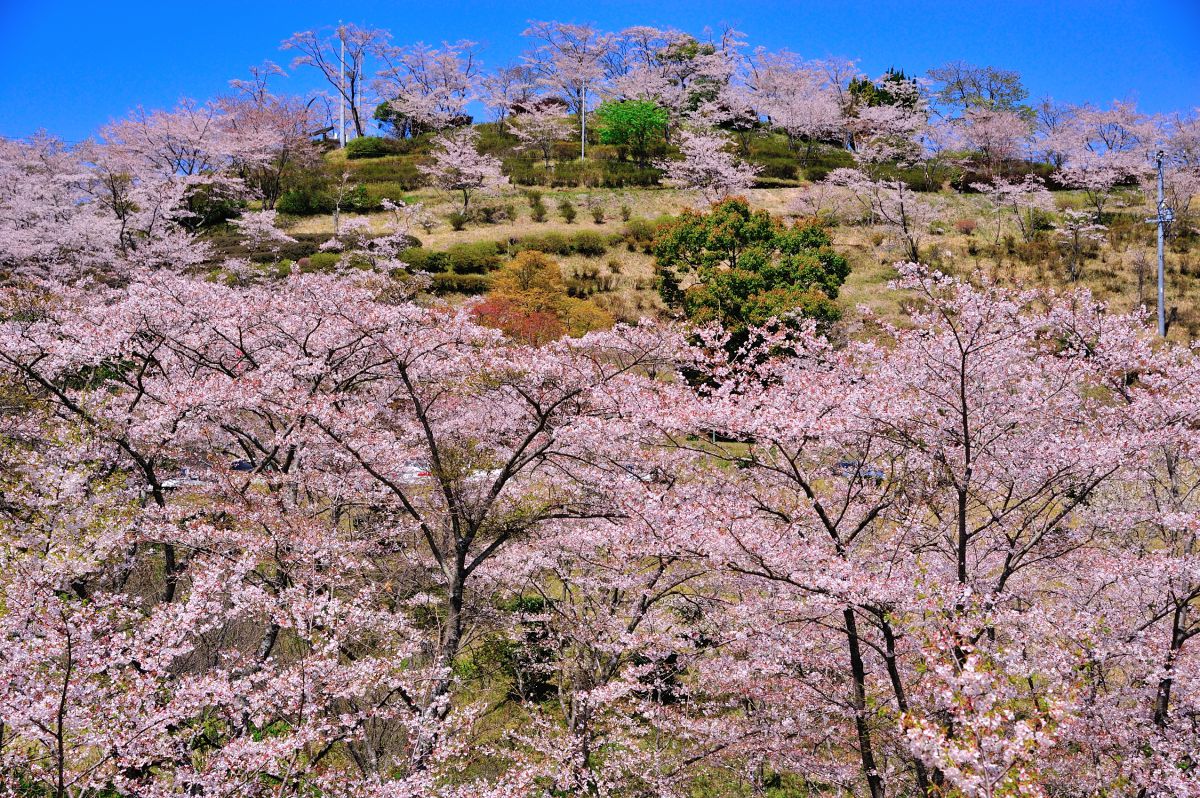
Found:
593,100 -> 669,166
653,198 -> 849,341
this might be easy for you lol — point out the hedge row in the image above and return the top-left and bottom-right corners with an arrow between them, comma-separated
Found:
400,229 -> 625,278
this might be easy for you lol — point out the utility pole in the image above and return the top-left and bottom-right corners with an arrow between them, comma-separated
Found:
580,82 -> 587,160
338,21 -> 346,148
1147,150 -> 1174,337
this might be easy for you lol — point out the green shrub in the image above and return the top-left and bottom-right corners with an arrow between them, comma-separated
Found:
570,230 -> 609,257
448,212 -> 468,231
400,248 -> 452,273
558,197 -> 577,223
432,272 -> 491,294
756,158 -> 798,181
299,252 -> 342,273
805,165 -> 832,183
652,197 -> 849,342
510,231 -> 613,257
504,159 -> 553,187
593,100 -> 669,166
363,182 -> 409,209
623,217 -> 665,252
345,136 -> 394,159
514,232 -> 573,256
447,241 -> 505,274
346,155 -> 424,189
184,185 -> 243,230
277,188 -> 335,216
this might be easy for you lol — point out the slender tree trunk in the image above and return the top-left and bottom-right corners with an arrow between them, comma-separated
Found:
54,627 -> 73,798
1153,605 -> 1187,727
844,607 -> 886,798
878,616 -> 934,797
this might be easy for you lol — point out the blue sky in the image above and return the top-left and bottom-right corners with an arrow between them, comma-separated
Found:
1,0 -> 1197,141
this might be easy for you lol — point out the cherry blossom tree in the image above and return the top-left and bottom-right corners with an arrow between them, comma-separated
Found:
0,135 -> 120,279
827,167 -> 939,261
418,127 -> 508,213
972,174 -> 1056,244
8,33 -> 1200,798
1055,207 -> 1108,281
81,100 -> 239,269
522,21 -> 614,159
375,40 -> 481,132
960,106 -> 1032,178
852,107 -> 928,172
749,50 -> 844,163
1054,101 -> 1159,217
1143,109 -> 1200,236
607,26 -> 741,139
221,63 -> 323,209
479,63 -> 536,126
1032,97 -> 1076,167
281,24 -> 390,139
638,268 -> 1155,798
656,129 -> 759,203
0,263 -> 686,786
510,101 -> 571,167
492,486 -> 714,796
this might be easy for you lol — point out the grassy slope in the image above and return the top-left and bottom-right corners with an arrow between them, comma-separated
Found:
280,144 -> 1200,339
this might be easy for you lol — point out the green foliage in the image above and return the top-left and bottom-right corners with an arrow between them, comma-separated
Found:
511,230 -> 617,257
927,61 -> 1029,112
503,157 -> 661,189
277,187 -> 333,216
474,121 -> 520,154
515,231 -> 573,256
345,136 -> 394,159
401,233 -> 613,281
183,184 -> 243,230
399,247 -> 451,273
473,595 -> 556,703
300,252 -> 342,273
206,231 -> 328,264
530,196 -> 548,222
277,177 -> 409,216
445,241 -> 505,274
344,155 -> 425,189
756,157 -> 799,182
557,197 -> 577,223
805,165 -> 833,183
448,211 -> 468,231
431,272 -> 491,294
593,100 -> 669,166
653,197 -> 849,334
470,203 -> 516,225
623,216 -> 670,253
568,230 -> 609,257
848,68 -> 919,109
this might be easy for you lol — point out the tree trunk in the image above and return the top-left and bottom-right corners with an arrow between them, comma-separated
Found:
845,607 -> 886,798
878,615 -> 935,797
410,569 -> 466,770
1154,604 -> 1187,727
